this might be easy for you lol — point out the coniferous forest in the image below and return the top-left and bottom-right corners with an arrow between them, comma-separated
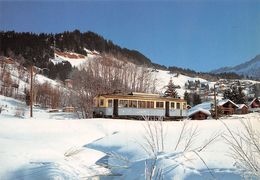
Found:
0,30 -> 155,81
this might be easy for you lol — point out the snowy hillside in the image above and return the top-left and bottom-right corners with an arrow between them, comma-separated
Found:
152,69 -> 214,97
49,48 -> 213,97
0,95 -> 26,118
0,111 -> 259,179
0,58 -> 68,103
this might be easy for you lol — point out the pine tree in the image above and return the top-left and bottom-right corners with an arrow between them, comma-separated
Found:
237,87 -> 246,104
184,91 -> 191,105
164,79 -> 178,98
223,86 -> 246,104
223,88 -> 232,100
193,93 -> 201,105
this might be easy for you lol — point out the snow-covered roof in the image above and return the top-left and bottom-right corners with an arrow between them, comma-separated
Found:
190,101 -> 213,111
217,99 -> 239,108
188,108 -> 211,117
188,99 -> 239,114
237,104 -> 248,109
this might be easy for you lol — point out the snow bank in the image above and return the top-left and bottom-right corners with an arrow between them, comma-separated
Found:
0,95 -> 26,117
0,112 -> 259,179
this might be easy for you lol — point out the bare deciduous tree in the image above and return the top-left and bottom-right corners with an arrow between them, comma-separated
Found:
34,82 -> 62,109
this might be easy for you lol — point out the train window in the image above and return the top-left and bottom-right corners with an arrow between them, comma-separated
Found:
156,102 -> 164,108
147,101 -> 150,108
129,100 -> 137,108
138,101 -> 146,108
119,100 -> 128,108
100,99 -> 104,107
183,103 -> 186,109
171,102 -> 175,109
176,103 -> 180,109
147,101 -> 154,108
108,99 -> 113,107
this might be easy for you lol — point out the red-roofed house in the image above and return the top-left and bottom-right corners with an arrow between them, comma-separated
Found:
249,98 -> 260,112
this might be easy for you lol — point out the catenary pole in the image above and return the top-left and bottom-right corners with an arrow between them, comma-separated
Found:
30,65 -> 33,118
214,84 -> 218,119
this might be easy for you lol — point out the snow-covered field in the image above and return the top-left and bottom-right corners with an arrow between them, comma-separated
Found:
0,105 -> 259,179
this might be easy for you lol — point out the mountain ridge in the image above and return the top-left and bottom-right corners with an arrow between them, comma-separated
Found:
211,55 -> 260,79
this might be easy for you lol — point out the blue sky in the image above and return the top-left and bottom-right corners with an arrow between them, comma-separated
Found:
1,0 -> 260,72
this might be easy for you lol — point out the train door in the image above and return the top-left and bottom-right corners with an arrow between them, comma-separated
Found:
165,101 -> 170,117
113,99 -> 118,117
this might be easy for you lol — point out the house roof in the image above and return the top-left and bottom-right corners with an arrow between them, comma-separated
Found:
188,99 -> 239,115
218,99 -> 239,108
237,104 -> 248,109
188,108 -> 211,117
189,101 -> 212,111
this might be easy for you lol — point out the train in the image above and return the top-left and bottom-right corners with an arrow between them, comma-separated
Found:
93,92 -> 188,119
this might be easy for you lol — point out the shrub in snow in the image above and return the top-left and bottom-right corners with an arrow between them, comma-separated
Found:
222,118 -> 260,178
138,117 -> 221,180
15,106 -> 25,118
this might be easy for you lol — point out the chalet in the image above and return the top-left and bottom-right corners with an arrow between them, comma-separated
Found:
188,108 -> 211,120
63,106 -> 75,112
218,99 -> 239,115
236,104 -> 249,114
248,98 -> 260,112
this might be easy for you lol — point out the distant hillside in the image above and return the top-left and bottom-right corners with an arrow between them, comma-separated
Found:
211,55 -> 260,80
0,30 -> 153,68
0,30 -> 245,82
167,66 -> 242,81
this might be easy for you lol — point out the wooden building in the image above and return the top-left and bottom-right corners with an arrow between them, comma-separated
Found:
236,104 -> 249,114
218,99 -> 239,115
63,106 -> 75,112
188,108 -> 211,120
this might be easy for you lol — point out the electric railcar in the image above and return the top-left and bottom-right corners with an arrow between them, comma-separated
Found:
93,92 -> 188,119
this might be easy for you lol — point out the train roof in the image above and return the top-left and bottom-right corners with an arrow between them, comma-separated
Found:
95,92 -> 186,102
